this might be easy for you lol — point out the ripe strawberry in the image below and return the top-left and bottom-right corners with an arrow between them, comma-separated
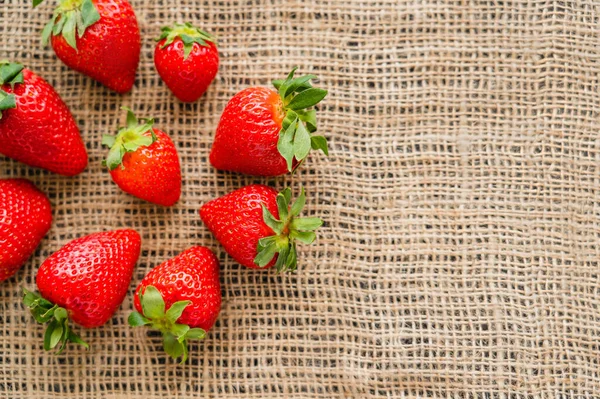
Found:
200,185 -> 322,272
102,108 -> 181,207
129,246 -> 221,362
154,22 -> 219,103
0,61 -> 87,176
0,179 -> 52,282
23,229 -> 141,352
35,0 -> 140,93
209,68 -> 328,176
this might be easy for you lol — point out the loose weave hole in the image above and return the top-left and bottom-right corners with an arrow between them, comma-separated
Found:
2,0 -> 600,397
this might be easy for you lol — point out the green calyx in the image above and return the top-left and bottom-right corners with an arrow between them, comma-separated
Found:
273,68 -> 329,173
102,107 -> 156,170
38,0 -> 100,50
0,61 -> 25,119
23,288 -> 89,354
157,22 -> 216,60
254,187 -> 323,273
129,286 -> 206,363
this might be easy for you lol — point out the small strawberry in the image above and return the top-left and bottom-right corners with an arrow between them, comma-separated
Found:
35,0 -> 140,93
200,185 -> 322,272
0,61 -> 87,176
0,179 -> 52,282
154,22 -> 219,103
102,108 -> 181,207
209,68 -> 328,176
129,246 -> 221,362
23,229 -> 141,352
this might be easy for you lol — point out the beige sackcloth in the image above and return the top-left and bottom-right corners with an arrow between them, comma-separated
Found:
2,0 -> 600,397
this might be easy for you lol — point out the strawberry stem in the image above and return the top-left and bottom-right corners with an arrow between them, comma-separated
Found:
254,187 -> 323,273
102,107 -> 157,170
40,0 -> 100,50
128,286 -> 206,363
23,288 -> 89,353
156,22 -> 216,60
0,61 -> 25,119
273,68 -> 329,172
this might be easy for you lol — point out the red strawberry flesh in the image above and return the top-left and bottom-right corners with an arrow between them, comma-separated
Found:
0,179 -> 52,282
0,68 -> 88,176
36,229 -> 141,328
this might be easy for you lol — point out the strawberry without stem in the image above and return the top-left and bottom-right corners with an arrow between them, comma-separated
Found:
23,229 -> 141,353
35,0 -> 140,93
154,22 -> 219,103
209,68 -> 328,176
129,246 -> 221,362
102,108 -> 181,207
0,179 -> 52,282
200,185 -> 322,272
0,61 -> 87,176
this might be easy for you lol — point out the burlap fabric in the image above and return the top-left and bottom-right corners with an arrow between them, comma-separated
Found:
2,0 -> 600,397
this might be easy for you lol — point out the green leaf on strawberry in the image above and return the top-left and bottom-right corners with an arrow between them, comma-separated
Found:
129,286 -> 206,363
157,22 -> 216,60
254,187 -> 323,273
310,135 -> 329,155
274,68 -> 329,172
102,107 -> 157,170
40,0 -> 100,50
23,288 -> 89,353
0,92 -> 16,120
0,61 -> 25,119
0,61 -> 25,87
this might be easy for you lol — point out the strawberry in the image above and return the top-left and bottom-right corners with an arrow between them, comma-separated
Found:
0,179 -> 52,282
129,246 -> 221,362
0,61 -> 87,176
200,185 -> 322,272
35,0 -> 140,93
23,229 -> 141,352
102,108 -> 181,207
154,22 -> 219,103
209,68 -> 328,176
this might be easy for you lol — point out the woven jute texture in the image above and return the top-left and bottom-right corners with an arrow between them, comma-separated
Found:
2,0 -> 600,397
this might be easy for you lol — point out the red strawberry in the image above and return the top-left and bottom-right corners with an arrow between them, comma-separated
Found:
23,229 -> 141,352
210,68 -> 328,176
154,22 -> 219,103
102,108 -> 181,206
129,246 -> 221,362
200,184 -> 322,272
0,179 -> 52,282
36,0 -> 140,93
0,61 -> 87,176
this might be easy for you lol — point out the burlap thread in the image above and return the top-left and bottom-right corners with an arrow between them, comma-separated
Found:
2,0 -> 600,397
